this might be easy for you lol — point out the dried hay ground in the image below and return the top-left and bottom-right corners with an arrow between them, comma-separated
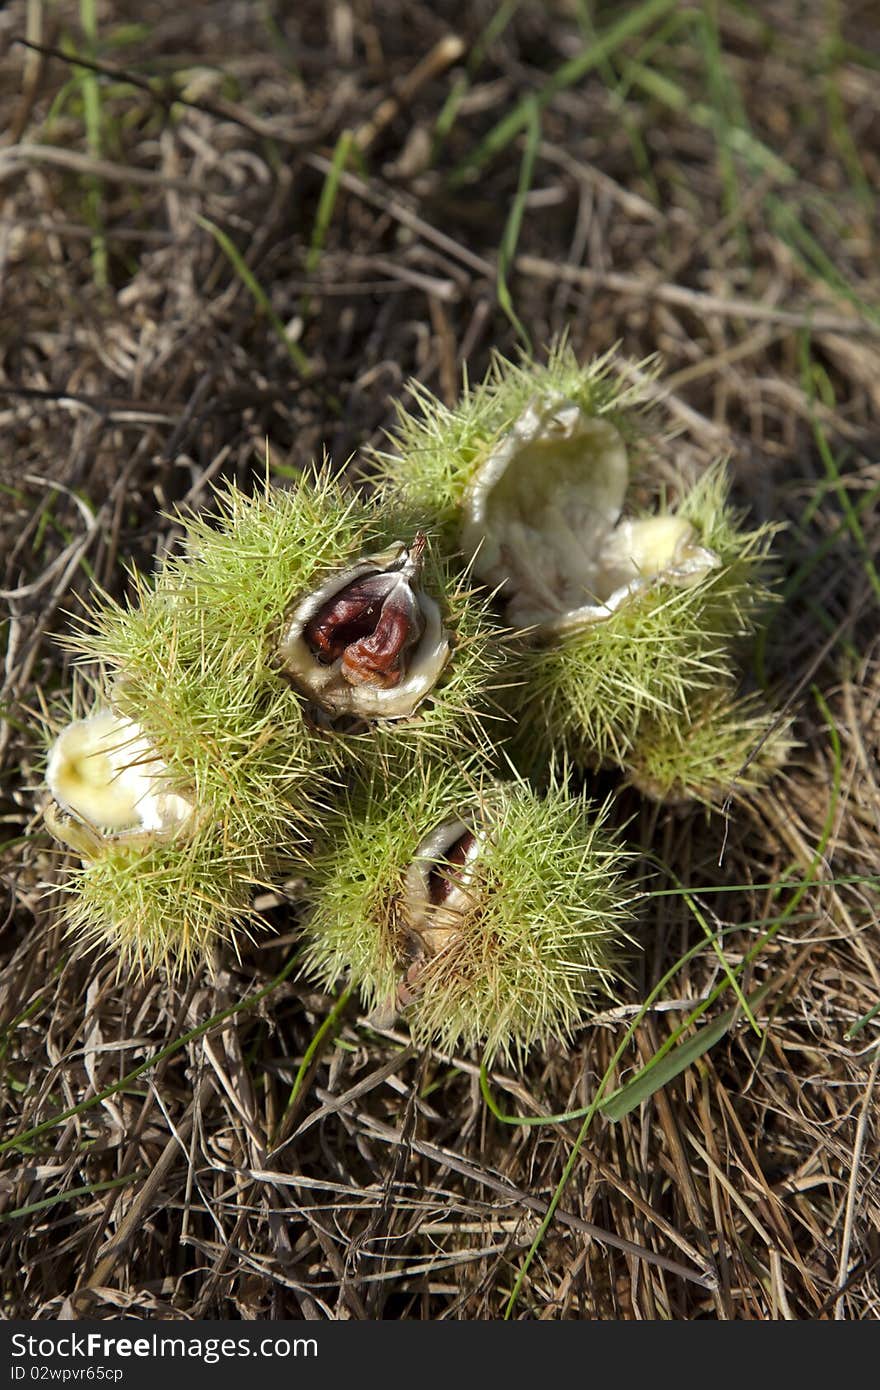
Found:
1,0 -> 879,1320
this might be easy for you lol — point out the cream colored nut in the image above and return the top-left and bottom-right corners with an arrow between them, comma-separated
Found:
545,514 -> 720,637
45,711 -> 194,853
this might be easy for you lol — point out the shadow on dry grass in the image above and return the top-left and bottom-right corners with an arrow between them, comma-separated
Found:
1,0 -> 879,1319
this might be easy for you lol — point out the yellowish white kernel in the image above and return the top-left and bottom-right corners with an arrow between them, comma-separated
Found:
46,712 -> 194,849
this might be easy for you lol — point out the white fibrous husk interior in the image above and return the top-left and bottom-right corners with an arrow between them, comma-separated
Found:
279,539 -> 451,719
460,395 -> 719,633
46,711 -> 195,854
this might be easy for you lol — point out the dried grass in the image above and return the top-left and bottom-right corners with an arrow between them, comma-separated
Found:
1,0 -> 878,1320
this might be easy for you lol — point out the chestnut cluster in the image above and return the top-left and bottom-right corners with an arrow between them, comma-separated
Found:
40,347 -> 786,1060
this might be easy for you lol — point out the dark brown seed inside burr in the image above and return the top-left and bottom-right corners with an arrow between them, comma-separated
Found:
303,537 -> 428,689
304,570 -> 390,663
427,829 -> 477,905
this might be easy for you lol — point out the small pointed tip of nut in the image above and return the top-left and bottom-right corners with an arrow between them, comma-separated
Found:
397,531 -> 428,583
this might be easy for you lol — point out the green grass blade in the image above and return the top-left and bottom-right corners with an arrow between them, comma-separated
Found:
683,890 -> 760,1034
301,128 -> 354,319
599,686 -> 843,1124
0,953 -> 302,1157
620,56 -> 796,185
821,0 -> 872,206
196,214 -> 310,374
845,999 -> 880,1041
431,0 -> 523,158
0,1170 -> 146,1224
496,96 -> 540,349
503,684 -> 841,1314
617,38 -> 878,324
695,5 -> 750,253
599,982 -> 774,1122
799,334 -> 880,607
754,478 -> 880,684
450,0 -> 681,184
79,0 -> 108,288
280,982 -> 353,1124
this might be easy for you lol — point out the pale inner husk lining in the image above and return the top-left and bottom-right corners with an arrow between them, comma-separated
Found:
461,397 -> 719,634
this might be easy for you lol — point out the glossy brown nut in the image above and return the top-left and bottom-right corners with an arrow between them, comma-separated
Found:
279,535 -> 450,720
426,827 -> 478,906
303,563 -> 426,690
402,816 -> 483,958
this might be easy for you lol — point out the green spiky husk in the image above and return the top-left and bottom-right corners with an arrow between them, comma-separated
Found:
112,479 -> 509,775
61,822 -> 278,975
300,766 -> 633,1064
373,342 -> 649,550
300,762 -> 480,1009
57,475 -> 506,972
374,346 -> 779,774
74,474 -> 368,811
56,476 -> 362,970
625,687 -> 793,807
502,463 -> 779,773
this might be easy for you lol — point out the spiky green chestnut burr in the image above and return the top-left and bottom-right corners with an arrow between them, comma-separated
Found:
624,688 -> 793,808
38,478 -> 346,971
375,346 -> 778,772
59,474 -> 363,841
42,697 -> 278,972
277,528 -> 508,764
503,462 -> 778,772
300,766 -> 633,1063
44,475 -> 506,972
373,342 -> 644,548
60,803 -> 277,974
